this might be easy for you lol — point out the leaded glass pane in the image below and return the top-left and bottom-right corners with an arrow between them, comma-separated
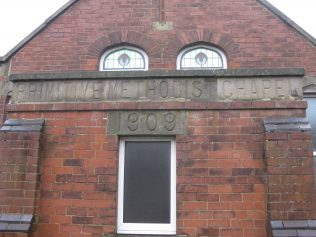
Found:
103,48 -> 146,70
180,47 -> 224,69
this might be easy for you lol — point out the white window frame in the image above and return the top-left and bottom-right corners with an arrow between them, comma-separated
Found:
117,137 -> 176,235
99,46 -> 149,71
305,96 -> 316,156
177,44 -> 227,70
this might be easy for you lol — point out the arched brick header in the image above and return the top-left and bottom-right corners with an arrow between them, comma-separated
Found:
87,31 -> 156,60
165,29 -> 241,68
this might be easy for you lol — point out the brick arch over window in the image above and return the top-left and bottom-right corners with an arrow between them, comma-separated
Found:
165,30 -> 241,68
87,31 -> 156,61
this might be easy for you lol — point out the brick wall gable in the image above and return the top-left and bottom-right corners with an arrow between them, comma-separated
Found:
9,0 -> 316,74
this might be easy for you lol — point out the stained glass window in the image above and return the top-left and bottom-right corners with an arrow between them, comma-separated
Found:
177,45 -> 227,70
100,47 -> 148,71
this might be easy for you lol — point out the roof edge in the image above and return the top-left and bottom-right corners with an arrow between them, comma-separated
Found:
0,0 -> 79,63
258,0 -> 316,47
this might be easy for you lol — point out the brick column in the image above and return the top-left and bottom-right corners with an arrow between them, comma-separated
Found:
264,118 -> 316,237
0,120 -> 44,235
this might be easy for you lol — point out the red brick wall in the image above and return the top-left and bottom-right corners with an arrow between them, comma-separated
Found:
265,130 -> 316,220
0,131 -> 42,215
10,0 -> 316,74
5,103 -> 308,237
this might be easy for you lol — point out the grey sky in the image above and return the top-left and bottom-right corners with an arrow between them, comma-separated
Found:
0,0 -> 315,57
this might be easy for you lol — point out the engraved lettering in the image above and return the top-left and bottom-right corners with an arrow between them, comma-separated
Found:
121,81 -> 130,99
93,82 -> 103,99
159,81 -> 169,98
29,84 -> 39,101
107,81 -> 119,99
192,80 -> 203,98
173,80 -> 182,98
65,82 -> 76,100
147,80 -> 156,98
108,111 -> 186,135
16,84 -> 27,102
146,113 -> 158,131
223,80 -> 233,98
76,82 -> 89,100
127,113 -> 139,131
251,80 -> 259,99
84,82 -> 95,100
164,113 -> 176,131
276,79 -> 285,97
13,77 -> 302,104
263,79 -> 271,98
237,80 -> 245,99
47,83 -> 60,101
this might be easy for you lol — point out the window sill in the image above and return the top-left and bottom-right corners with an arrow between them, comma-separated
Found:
105,235 -> 187,237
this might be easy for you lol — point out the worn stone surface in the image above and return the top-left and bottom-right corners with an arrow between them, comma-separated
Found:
108,111 -> 187,135
0,81 -> 13,96
0,62 -> 10,76
9,69 -> 305,81
11,76 -> 303,104
12,78 -> 218,103
218,77 -> 302,100
153,21 -> 173,30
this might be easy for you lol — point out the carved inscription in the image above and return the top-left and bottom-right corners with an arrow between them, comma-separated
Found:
107,111 -> 187,135
218,77 -> 302,100
12,77 -> 302,104
12,79 -> 216,103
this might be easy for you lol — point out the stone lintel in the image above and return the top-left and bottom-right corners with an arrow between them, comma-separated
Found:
0,119 -> 45,132
10,68 -> 305,81
263,117 -> 311,132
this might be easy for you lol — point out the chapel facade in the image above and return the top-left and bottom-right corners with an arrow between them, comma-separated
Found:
0,0 -> 315,237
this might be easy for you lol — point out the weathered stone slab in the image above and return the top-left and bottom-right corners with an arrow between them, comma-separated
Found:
11,76 -> 302,104
218,77 -> 302,100
12,78 -> 217,103
108,111 -> 187,135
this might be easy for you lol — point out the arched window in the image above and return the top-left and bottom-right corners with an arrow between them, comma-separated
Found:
177,45 -> 227,70
100,46 -> 148,71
